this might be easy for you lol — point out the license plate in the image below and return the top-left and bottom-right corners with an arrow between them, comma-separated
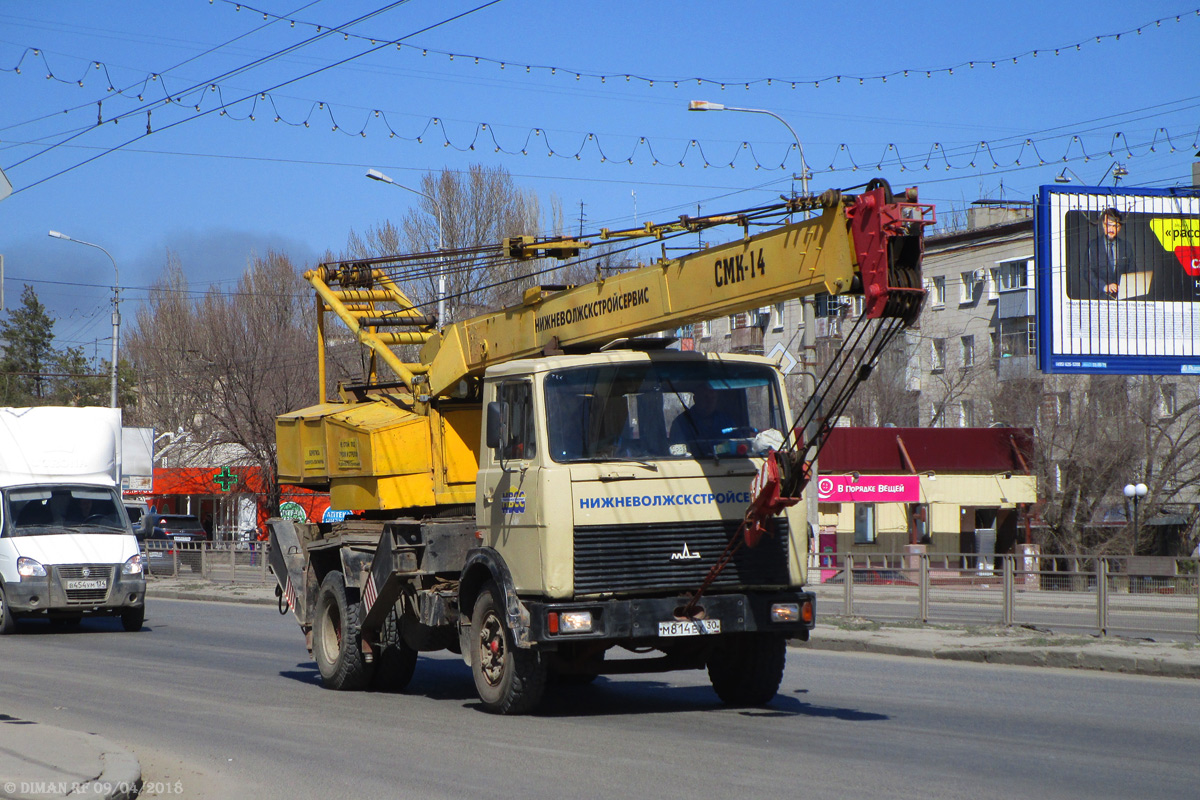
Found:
658,619 -> 721,637
172,536 -> 191,542
66,579 -> 107,591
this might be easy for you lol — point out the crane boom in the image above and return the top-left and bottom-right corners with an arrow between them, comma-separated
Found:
309,184 -> 932,403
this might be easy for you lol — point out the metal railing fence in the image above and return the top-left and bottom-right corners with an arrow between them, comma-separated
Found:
141,540 -> 272,583
139,541 -> 1200,639
811,551 -> 1199,639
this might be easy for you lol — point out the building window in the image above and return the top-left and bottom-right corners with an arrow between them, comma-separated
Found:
773,302 -> 784,332
997,258 -> 1030,291
1159,383 -> 1177,417
1057,392 -> 1071,423
961,335 -> 975,368
932,276 -> 946,307
959,399 -> 975,428
699,319 -> 711,339
854,503 -> 877,544
986,267 -> 1000,301
931,338 -> 946,372
960,272 -> 978,304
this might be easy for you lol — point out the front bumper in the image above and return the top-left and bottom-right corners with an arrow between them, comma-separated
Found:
4,568 -> 145,616
525,590 -> 815,645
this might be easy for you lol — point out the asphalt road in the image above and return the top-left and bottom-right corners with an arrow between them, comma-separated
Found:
2,598 -> 1198,800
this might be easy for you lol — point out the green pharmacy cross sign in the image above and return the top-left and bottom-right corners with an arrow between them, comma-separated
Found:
213,467 -> 239,492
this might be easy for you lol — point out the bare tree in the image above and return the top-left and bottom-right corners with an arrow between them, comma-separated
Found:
127,251 -> 316,515
125,256 -> 208,434
398,164 -> 543,319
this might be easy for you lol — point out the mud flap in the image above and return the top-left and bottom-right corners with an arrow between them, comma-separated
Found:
267,518 -> 310,626
359,528 -> 420,639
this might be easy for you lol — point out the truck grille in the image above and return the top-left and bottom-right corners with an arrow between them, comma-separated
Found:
573,518 -> 790,596
56,564 -> 115,605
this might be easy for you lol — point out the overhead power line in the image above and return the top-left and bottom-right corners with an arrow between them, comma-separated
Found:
9,4 -> 1192,95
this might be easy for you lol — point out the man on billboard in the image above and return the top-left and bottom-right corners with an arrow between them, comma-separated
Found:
1083,207 -> 1136,299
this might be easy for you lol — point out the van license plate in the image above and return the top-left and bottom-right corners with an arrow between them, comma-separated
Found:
658,619 -> 721,637
66,579 -> 107,590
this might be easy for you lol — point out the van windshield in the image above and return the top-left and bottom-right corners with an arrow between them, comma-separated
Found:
544,360 -> 787,462
3,487 -> 128,536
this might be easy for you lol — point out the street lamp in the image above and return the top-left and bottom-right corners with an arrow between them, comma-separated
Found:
365,168 -> 448,325
687,100 -> 811,197
688,100 -> 819,550
1123,482 -> 1148,554
48,230 -> 119,408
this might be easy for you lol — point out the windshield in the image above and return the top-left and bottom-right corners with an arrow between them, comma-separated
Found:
3,486 -> 128,536
544,360 -> 786,462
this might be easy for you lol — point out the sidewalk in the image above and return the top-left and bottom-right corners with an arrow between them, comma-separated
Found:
0,719 -> 139,800
801,618 -> 1200,678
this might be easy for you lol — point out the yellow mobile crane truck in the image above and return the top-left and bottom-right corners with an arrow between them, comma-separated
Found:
268,180 -> 932,713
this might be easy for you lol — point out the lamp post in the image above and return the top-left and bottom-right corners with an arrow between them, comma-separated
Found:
365,168 -> 447,325
688,100 -> 819,549
1123,482 -> 1148,554
687,100 -> 811,197
48,230 -> 119,408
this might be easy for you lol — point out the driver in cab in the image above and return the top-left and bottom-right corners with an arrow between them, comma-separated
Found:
670,383 -> 736,456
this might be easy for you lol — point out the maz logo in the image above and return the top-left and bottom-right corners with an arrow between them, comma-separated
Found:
670,543 -> 701,561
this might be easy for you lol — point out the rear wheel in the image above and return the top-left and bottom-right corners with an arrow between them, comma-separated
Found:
470,581 -> 546,714
371,608 -> 418,692
121,605 -> 145,632
0,584 -> 17,635
312,572 -> 370,690
707,633 -> 787,706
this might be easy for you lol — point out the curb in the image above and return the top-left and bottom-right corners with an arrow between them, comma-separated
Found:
145,585 -> 277,606
799,637 -> 1200,679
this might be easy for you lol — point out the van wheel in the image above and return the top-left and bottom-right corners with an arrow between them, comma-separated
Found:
121,605 -> 145,632
707,633 -> 787,706
313,571 -> 371,690
0,584 -> 17,634
470,580 -> 545,714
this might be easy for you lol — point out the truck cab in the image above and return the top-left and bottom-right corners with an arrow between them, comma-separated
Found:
461,349 -> 814,710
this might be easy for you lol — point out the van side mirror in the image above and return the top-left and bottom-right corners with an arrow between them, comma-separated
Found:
486,402 -> 507,449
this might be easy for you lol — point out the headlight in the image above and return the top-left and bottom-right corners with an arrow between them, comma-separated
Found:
770,602 -> 800,623
122,554 -> 144,575
17,556 -> 47,578
547,610 -> 594,634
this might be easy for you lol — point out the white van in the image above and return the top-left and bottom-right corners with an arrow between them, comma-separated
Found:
0,407 -> 145,632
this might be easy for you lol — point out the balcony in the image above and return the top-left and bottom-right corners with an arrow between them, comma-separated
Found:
996,354 -> 1037,381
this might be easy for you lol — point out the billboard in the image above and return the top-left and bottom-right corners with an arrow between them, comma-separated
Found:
1036,185 -> 1200,375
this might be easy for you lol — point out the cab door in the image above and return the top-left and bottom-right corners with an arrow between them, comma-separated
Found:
477,379 -> 543,591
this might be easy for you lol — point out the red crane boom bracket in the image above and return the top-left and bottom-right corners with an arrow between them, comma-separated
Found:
744,449 -> 802,548
847,185 -> 935,324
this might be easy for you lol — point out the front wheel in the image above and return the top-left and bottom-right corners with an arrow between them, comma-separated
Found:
121,605 -> 145,632
312,572 -> 371,691
470,581 -> 546,714
0,583 -> 17,635
707,633 -> 787,706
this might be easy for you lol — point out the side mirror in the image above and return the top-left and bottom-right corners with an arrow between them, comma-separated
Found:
486,401 -> 508,449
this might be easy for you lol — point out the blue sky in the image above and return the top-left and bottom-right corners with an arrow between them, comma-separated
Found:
1,0 -> 1197,357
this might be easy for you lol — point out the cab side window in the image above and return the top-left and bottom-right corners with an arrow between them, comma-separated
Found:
497,381 -> 536,460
